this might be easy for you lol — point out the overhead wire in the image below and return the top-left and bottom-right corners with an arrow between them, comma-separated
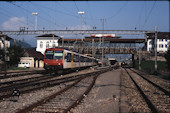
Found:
142,0 -> 156,29
29,1 -> 60,29
9,2 -> 66,29
0,7 -> 34,30
32,2 -> 79,18
106,1 -> 128,20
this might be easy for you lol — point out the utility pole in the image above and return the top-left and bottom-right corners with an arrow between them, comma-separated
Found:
92,38 -> 94,57
101,19 -> 105,67
139,44 -> 141,70
78,11 -> 85,41
154,26 -> 158,74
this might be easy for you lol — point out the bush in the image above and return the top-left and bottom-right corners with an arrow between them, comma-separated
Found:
164,48 -> 170,70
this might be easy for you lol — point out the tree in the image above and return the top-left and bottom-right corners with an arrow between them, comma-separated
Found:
0,49 -> 5,61
164,47 -> 170,70
7,45 -> 24,66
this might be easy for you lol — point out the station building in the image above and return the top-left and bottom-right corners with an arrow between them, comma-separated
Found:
146,32 -> 169,52
36,34 -> 61,54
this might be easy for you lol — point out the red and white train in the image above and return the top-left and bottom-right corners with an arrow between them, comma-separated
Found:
44,47 -> 97,74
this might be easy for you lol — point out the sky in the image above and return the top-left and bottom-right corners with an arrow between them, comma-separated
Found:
0,1 -> 169,47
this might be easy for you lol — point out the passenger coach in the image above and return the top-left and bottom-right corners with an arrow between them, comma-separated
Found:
44,47 -> 97,74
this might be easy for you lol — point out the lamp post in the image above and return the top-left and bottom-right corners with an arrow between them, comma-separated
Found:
78,11 -> 85,41
32,12 -> 38,30
154,26 -> 158,74
78,11 -> 84,30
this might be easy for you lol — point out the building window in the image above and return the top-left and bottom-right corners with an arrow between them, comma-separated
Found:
149,41 -> 152,45
40,41 -> 43,48
52,41 -> 55,47
159,44 -> 163,48
46,41 -> 49,48
165,44 -> 168,48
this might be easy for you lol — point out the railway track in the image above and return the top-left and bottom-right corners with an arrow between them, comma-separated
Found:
0,67 -> 111,101
130,68 -> 170,93
124,68 -> 170,113
15,67 -> 112,113
17,74 -> 97,113
0,73 -> 88,100
0,70 -> 45,79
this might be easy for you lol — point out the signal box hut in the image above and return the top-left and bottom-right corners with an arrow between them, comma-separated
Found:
18,48 -> 44,68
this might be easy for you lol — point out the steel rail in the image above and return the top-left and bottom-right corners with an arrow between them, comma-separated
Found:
124,68 -> 159,113
0,70 -> 45,79
129,68 -> 170,96
63,74 -> 98,113
17,78 -> 83,113
16,67 -> 111,113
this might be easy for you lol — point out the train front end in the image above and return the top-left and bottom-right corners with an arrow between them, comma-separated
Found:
44,48 -> 64,73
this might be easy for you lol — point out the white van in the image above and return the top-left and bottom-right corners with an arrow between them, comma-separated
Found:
18,62 -> 31,68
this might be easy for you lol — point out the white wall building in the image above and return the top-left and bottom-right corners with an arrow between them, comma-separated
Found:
36,34 -> 61,54
146,32 -> 169,52
0,35 -> 12,49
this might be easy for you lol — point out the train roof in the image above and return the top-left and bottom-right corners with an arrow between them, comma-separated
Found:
45,47 -> 95,59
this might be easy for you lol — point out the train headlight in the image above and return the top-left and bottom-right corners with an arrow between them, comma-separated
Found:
58,63 -> 61,65
45,63 -> 48,65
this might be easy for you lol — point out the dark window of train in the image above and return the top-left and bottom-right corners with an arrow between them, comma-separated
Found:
84,58 -> 87,62
87,58 -> 90,62
67,53 -> 71,62
73,54 -> 79,62
80,56 -> 84,62
45,50 -> 54,59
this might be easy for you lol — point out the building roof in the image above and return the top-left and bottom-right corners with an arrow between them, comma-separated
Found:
36,34 -> 60,39
0,35 -> 12,41
23,48 -> 44,59
146,32 -> 169,39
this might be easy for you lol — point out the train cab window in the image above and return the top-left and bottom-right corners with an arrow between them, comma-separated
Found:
66,53 -> 71,62
54,51 -> 63,60
45,50 -> 54,59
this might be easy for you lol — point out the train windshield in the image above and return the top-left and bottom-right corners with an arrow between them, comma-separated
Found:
45,50 -> 63,60
45,50 -> 54,59
54,51 -> 63,60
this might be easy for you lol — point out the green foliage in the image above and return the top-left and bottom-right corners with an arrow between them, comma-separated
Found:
0,49 -> 5,61
134,60 -> 169,80
7,45 -> 24,66
135,60 -> 168,74
164,48 -> 170,70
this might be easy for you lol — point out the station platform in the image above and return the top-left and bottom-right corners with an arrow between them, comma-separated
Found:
72,68 -> 129,113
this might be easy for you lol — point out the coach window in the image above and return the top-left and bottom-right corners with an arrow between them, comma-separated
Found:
84,58 -> 87,62
73,54 -> 78,62
66,53 -> 71,62
76,55 -> 79,62
80,56 -> 84,62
